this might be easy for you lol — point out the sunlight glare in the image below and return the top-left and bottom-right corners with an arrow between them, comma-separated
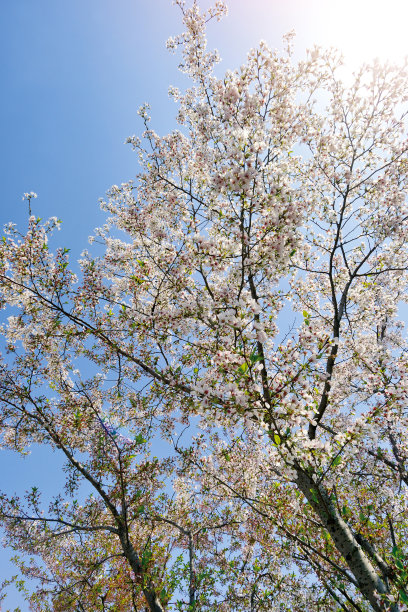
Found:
317,0 -> 408,67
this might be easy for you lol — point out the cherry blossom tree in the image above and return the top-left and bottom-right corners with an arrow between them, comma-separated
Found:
1,1 -> 408,610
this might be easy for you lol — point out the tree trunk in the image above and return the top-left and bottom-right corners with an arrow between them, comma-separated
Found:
118,530 -> 165,612
295,468 -> 397,612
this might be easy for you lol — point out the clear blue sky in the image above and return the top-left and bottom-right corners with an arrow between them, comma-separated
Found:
0,0 -> 406,607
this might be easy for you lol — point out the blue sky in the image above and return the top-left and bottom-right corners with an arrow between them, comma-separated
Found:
1,0 -> 407,607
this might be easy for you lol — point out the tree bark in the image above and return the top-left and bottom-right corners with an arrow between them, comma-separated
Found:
295,468 -> 397,612
118,529 -> 165,612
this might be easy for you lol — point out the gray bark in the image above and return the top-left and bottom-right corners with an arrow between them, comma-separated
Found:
295,468 -> 398,612
118,529 -> 165,612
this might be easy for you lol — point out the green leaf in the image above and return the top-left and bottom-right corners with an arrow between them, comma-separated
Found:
302,310 -> 310,325
273,433 -> 281,445
222,450 -> 231,461
323,530 -> 330,542
399,590 -> 408,604
332,456 -> 341,467
310,488 -> 319,504
290,249 -> 296,256
131,275 -> 144,285
392,545 -> 403,558
160,588 -> 167,602
135,434 -> 146,445
238,362 -> 249,374
141,547 -> 152,568
250,351 -> 262,364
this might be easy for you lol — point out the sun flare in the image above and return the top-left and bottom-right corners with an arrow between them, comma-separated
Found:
318,0 -> 408,66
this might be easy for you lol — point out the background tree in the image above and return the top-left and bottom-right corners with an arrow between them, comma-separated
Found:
1,1 -> 408,610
